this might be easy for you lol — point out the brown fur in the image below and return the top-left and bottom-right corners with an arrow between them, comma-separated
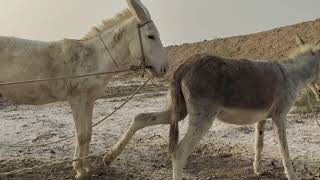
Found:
169,54 -> 286,153
168,56 -> 190,153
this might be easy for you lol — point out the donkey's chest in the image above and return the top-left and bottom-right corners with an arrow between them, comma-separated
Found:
216,108 -> 269,125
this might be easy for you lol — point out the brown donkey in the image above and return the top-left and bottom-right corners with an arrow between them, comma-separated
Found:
105,46 -> 320,180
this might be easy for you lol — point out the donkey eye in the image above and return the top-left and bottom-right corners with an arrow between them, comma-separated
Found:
148,35 -> 155,40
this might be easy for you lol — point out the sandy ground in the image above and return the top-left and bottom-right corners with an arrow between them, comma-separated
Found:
0,78 -> 319,180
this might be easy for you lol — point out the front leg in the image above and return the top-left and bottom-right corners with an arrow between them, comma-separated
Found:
272,114 -> 300,180
254,120 -> 266,175
104,109 -> 171,165
69,95 -> 94,180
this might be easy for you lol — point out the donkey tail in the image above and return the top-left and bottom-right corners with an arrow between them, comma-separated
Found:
169,68 -> 187,155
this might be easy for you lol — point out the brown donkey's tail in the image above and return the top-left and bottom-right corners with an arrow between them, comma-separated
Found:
169,69 -> 187,155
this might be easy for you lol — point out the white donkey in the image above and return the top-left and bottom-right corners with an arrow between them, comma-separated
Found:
105,46 -> 320,180
0,0 -> 168,179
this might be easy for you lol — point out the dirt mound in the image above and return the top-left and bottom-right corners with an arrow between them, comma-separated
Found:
165,18 -> 320,79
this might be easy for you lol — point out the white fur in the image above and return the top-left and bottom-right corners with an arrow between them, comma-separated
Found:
0,0 -> 168,179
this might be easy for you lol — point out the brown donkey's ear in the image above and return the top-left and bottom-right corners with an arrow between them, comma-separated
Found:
127,0 -> 151,24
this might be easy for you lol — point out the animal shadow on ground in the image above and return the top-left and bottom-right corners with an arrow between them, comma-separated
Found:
184,143 -> 287,180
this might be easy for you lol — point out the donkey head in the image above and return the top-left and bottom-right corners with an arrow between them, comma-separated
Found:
127,0 -> 168,77
296,34 -> 320,100
307,47 -> 320,101
309,45 -> 320,98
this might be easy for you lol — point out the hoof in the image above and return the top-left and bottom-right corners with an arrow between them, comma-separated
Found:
84,164 -> 93,175
254,163 -> 263,175
75,173 -> 91,180
73,162 -> 93,180
103,154 -> 114,166
287,175 -> 300,180
254,167 -> 263,175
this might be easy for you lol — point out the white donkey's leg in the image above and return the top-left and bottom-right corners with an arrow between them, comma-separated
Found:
69,96 -> 94,180
172,107 -> 216,180
104,109 -> 172,164
254,120 -> 266,175
272,115 -> 300,180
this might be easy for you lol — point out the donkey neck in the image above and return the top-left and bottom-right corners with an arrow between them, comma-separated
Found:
283,55 -> 319,89
83,17 -> 139,72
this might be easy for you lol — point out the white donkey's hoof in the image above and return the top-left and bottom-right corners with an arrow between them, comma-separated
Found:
75,173 -> 91,180
254,167 -> 263,175
253,162 -> 263,175
103,153 -> 115,166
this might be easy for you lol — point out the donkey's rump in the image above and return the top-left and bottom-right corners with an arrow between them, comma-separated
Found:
0,39 -> 98,105
182,55 -> 285,110
0,39 -> 70,104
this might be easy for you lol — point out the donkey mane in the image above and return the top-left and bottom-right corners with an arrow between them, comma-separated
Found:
81,9 -> 133,41
288,45 -> 320,60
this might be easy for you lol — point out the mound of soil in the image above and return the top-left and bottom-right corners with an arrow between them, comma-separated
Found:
164,18 -> 320,79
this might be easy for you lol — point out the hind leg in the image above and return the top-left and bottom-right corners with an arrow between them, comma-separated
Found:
104,109 -> 173,164
254,120 -> 266,175
171,106 -> 216,180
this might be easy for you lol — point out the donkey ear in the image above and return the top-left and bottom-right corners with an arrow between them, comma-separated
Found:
295,34 -> 306,46
127,0 -> 151,24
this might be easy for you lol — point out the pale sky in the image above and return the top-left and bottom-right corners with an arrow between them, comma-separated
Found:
0,0 -> 320,45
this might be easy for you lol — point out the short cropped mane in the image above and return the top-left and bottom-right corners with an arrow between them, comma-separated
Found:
289,45 -> 320,59
81,9 -> 133,40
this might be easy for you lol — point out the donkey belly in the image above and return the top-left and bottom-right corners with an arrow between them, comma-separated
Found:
216,108 -> 269,125
0,83 -> 66,105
